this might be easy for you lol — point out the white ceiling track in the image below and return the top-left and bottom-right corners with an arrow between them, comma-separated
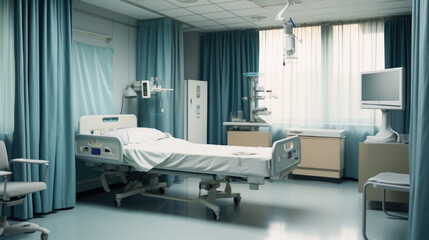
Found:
73,28 -> 113,43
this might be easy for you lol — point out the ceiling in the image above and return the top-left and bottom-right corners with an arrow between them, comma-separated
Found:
82,0 -> 412,32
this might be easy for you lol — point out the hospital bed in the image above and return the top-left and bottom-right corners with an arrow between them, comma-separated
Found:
75,114 -> 301,220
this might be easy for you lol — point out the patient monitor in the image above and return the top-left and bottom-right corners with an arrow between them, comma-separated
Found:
141,80 -> 151,98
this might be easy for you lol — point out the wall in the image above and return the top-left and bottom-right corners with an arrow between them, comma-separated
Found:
74,0 -> 138,115
73,0 -> 138,192
184,31 -> 202,80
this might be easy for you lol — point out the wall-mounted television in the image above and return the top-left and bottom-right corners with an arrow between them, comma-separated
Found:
360,67 -> 404,143
361,67 -> 404,110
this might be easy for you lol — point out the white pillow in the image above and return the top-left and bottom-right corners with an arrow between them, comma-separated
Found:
127,127 -> 168,144
105,128 -> 130,145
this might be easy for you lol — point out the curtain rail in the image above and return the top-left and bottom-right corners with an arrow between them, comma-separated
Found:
73,29 -> 113,43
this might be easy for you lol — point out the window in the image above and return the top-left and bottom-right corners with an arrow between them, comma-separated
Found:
259,20 -> 384,128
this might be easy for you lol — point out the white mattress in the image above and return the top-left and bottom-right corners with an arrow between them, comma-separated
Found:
123,137 -> 272,177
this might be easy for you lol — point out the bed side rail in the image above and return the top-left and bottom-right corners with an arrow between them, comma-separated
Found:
75,134 -> 124,165
271,136 -> 301,180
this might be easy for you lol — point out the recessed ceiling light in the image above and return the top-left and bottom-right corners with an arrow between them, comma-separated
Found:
177,0 -> 198,3
250,15 -> 267,21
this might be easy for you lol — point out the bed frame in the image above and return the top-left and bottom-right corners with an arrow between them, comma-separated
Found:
75,114 -> 301,220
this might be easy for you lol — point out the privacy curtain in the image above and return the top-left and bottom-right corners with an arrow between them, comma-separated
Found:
385,16 -> 412,134
408,1 -> 429,238
136,18 -> 184,185
13,0 -> 75,219
0,0 -> 15,147
137,18 -> 184,139
259,21 -> 384,179
72,42 -> 114,180
202,30 -> 259,145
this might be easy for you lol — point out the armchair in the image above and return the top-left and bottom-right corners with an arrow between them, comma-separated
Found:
0,141 -> 50,240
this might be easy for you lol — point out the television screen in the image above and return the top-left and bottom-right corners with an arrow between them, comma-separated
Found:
360,67 -> 404,110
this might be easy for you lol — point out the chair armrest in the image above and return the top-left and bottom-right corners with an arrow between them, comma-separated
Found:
10,159 -> 49,183
10,158 -> 49,165
0,171 -> 12,177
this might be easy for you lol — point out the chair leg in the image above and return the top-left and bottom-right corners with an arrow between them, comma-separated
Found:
2,221 -> 50,235
0,203 -> 50,238
362,183 -> 369,240
382,189 -> 408,220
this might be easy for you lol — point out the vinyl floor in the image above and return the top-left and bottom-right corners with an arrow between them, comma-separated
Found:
2,178 -> 408,240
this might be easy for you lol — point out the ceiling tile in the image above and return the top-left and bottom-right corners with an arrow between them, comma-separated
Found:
165,0 -> 211,7
381,7 -> 412,14
203,11 -> 237,19
191,20 -> 220,27
346,9 -> 381,17
231,7 -> 267,16
217,1 -> 260,10
187,4 -> 225,13
244,14 -> 272,22
134,0 -> 177,11
207,0 -> 237,3
263,4 -> 302,14
252,0 -> 289,8
175,15 -> 208,22
300,0 -> 341,9
159,8 -> 194,17
380,1 -> 412,9
224,22 -> 256,28
338,0 -> 377,6
306,7 -> 345,16
214,17 -> 248,24
84,0 -> 412,32
343,4 -> 382,12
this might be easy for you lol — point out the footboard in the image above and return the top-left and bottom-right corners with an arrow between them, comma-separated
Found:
271,136 -> 301,180
75,134 -> 124,165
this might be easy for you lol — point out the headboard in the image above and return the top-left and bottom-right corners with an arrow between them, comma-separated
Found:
79,115 -> 138,135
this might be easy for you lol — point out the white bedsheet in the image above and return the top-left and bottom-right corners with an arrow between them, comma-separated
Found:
123,136 -> 273,177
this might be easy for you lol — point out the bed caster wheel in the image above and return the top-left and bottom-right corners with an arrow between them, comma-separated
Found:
159,187 -> 166,195
41,233 -> 48,240
233,197 -> 241,205
212,211 -> 220,221
114,200 -> 121,208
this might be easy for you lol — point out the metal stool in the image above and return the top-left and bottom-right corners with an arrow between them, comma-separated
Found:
362,172 -> 409,240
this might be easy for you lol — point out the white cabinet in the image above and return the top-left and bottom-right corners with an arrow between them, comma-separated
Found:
286,128 -> 346,179
184,80 -> 207,144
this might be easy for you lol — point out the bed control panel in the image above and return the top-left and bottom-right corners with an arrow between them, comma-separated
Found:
75,135 -> 123,165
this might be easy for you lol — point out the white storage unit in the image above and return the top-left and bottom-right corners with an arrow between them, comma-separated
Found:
184,80 -> 207,144
286,128 -> 346,179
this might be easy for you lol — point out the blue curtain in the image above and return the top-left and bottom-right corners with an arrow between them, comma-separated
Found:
137,18 -> 184,139
72,41 -> 114,181
385,16 -> 412,134
136,18 -> 184,185
0,0 -> 15,150
202,30 -> 259,145
13,0 -> 75,219
408,1 -> 429,239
